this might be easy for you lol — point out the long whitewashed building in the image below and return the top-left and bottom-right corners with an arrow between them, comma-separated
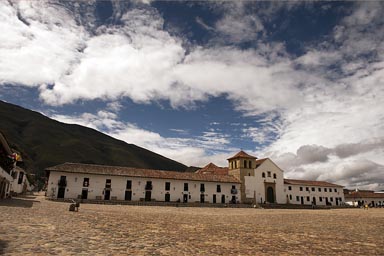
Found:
46,163 -> 241,204
46,150 -> 345,206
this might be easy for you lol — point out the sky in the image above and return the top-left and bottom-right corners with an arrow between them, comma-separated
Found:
0,1 -> 384,191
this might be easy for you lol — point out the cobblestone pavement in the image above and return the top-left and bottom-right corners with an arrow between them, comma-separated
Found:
1,194 -> 383,255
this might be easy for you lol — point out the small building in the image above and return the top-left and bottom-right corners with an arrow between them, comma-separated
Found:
344,189 -> 384,207
46,163 -> 241,203
0,166 -> 13,199
284,179 -> 345,206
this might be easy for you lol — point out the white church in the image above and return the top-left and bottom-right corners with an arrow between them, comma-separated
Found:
46,150 -> 344,206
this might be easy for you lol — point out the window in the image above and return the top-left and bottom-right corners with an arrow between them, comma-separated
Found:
165,182 -> 171,191
300,187 -> 303,191
184,183 -> 189,191
273,173 -> 277,179
307,196 -> 310,202
249,160 -> 252,168
330,197 -> 333,202
324,188 -> 327,192
306,187 -> 309,191
319,197 -> 323,202
335,189 -> 338,192
289,194 -> 292,200
329,188 -> 332,192
267,171 -> 271,177
262,172 -> 266,178
105,179 -> 111,188
296,196 -> 300,202
311,187 -> 315,192
17,172 -> 24,184
200,183 -> 205,192
145,181 -> 152,190
217,185 -> 221,193
288,186 -> 292,191
318,188 -> 321,192
235,161 -> 237,168
83,178 -> 89,187
244,160 -> 247,168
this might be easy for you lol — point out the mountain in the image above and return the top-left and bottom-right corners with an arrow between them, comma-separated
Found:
0,101 -> 188,186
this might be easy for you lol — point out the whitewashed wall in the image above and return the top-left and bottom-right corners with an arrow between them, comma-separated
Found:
284,184 -> 344,206
243,159 -> 285,204
47,171 -> 240,203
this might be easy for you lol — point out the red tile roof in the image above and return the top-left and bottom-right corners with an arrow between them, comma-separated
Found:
344,191 -> 384,199
284,179 -> 344,188
227,150 -> 257,160
46,163 -> 240,183
195,163 -> 229,176
255,158 -> 267,166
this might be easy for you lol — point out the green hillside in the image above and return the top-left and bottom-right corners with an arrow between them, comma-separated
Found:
0,101 -> 187,186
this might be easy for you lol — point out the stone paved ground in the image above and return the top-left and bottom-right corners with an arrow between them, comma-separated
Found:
0,194 -> 383,255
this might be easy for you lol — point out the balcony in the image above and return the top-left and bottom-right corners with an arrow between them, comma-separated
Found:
231,189 -> 238,194
58,180 -> 67,187
145,184 -> 153,190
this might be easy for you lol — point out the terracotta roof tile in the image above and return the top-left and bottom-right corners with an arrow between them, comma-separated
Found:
195,163 -> 229,176
344,191 -> 384,199
46,163 -> 240,183
255,158 -> 267,166
284,179 -> 343,188
227,150 -> 257,160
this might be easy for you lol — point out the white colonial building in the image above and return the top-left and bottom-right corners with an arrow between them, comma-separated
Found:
344,189 -> 384,207
46,150 -> 345,206
46,163 -> 241,204
284,179 -> 344,206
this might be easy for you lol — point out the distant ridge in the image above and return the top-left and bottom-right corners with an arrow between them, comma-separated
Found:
0,100 -> 187,186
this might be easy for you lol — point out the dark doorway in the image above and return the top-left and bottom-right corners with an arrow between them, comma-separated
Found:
266,187 -> 275,203
81,189 -> 88,199
231,196 -> 236,204
165,193 -> 170,202
336,198 -> 339,206
325,197 -> 329,205
57,187 -> 65,198
301,196 -> 304,205
104,190 -> 110,200
221,194 -> 225,204
145,191 -> 152,201
200,194 -> 205,203
312,197 -> 316,206
183,194 -> 188,203
125,191 -> 132,201
213,194 -> 216,203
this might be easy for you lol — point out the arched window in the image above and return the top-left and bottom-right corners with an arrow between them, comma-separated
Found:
262,172 -> 265,178
273,173 -> 277,179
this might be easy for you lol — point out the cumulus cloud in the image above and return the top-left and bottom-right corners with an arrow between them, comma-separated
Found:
50,110 -> 235,167
2,1 -> 384,190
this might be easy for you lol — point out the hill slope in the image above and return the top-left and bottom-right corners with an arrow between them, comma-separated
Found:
0,101 -> 187,183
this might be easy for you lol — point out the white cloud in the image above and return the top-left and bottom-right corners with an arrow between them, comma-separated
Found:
2,2 -> 384,190
50,110 -> 234,167
0,1 -> 86,86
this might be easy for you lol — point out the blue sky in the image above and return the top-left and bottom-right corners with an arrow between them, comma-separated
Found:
1,1 -> 384,190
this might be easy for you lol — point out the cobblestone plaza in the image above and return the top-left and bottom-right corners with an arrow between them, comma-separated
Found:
1,194 -> 383,255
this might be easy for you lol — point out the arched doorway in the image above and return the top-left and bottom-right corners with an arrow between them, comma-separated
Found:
267,187 -> 274,203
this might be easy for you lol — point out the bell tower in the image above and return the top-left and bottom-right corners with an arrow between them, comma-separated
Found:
227,150 -> 257,203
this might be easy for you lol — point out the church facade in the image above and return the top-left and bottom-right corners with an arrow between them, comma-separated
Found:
46,150 -> 345,206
